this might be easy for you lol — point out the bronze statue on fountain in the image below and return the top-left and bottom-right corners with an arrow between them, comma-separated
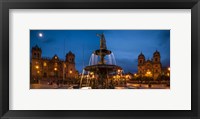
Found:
83,33 -> 122,89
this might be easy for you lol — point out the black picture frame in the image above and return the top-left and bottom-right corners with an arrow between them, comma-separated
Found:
0,0 -> 199,119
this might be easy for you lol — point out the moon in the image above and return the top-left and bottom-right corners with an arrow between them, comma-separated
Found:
38,33 -> 43,37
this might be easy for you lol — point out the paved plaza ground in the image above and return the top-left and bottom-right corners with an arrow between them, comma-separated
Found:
30,81 -> 169,89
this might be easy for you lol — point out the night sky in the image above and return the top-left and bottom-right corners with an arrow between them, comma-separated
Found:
30,30 -> 170,73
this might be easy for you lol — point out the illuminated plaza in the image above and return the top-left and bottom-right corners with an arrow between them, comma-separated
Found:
30,30 -> 170,89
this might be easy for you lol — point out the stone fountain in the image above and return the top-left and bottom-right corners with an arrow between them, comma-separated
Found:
82,33 -> 122,89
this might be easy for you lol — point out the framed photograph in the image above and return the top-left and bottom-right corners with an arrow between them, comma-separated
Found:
0,0 -> 199,119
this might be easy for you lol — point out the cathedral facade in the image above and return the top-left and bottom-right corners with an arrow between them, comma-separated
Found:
137,50 -> 162,80
30,45 -> 78,81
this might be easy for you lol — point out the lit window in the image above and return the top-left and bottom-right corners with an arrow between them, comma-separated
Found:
54,68 -> 57,71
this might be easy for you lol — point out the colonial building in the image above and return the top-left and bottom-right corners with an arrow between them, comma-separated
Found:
137,50 -> 162,80
31,45 -> 78,81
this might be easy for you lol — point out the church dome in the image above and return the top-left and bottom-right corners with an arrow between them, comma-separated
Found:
153,50 -> 160,56
138,52 -> 145,59
66,51 -> 75,57
32,44 -> 42,52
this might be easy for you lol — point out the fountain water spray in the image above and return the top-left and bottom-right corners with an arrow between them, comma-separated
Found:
80,33 -> 122,89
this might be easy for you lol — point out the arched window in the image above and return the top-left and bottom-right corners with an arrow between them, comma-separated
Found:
34,53 -> 36,58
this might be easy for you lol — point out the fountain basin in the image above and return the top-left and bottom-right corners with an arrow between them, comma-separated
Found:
84,64 -> 122,72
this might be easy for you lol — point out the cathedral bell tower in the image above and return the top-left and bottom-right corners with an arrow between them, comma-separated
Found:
153,50 -> 162,79
65,51 -> 76,79
138,52 -> 145,76
31,45 -> 42,78
31,45 -> 42,59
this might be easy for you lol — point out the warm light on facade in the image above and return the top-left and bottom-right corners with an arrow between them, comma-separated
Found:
117,69 -> 121,73
54,67 -> 57,71
147,71 -> 151,74
43,62 -> 47,66
90,72 -> 94,75
168,67 -> 170,71
69,70 -> 72,74
35,65 -> 39,69
126,75 -> 130,79
167,73 -> 170,76
145,71 -> 152,77
37,71 -> 40,73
